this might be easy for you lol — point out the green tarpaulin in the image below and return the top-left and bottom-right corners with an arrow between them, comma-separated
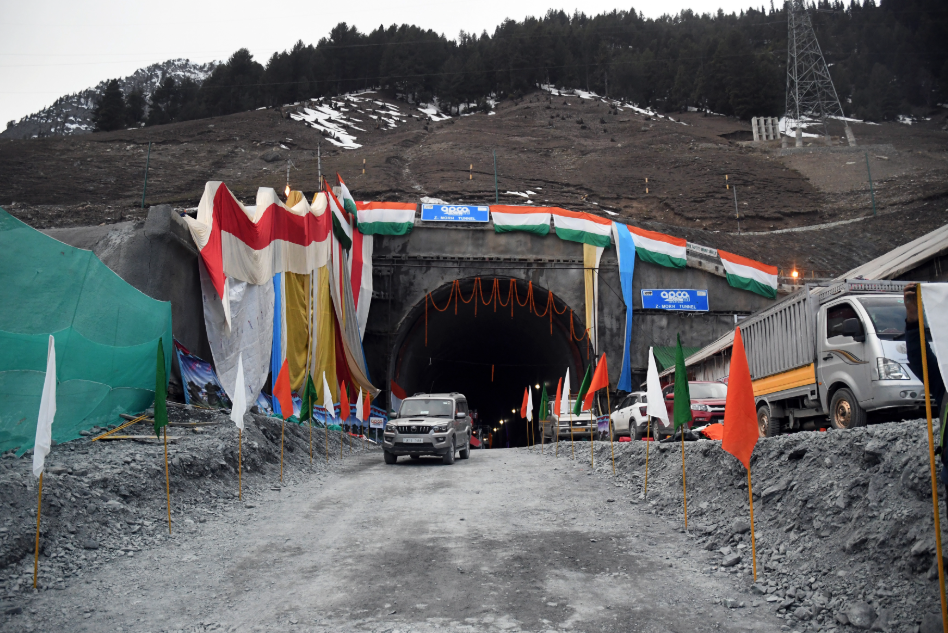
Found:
0,208 -> 172,454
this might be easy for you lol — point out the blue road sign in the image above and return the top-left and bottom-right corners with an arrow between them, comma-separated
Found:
420,204 -> 490,222
641,289 -> 709,312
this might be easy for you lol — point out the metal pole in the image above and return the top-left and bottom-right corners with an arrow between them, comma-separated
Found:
493,151 -> 499,204
318,142 -> 322,186
865,152 -> 877,216
141,142 -> 151,209
733,185 -> 741,234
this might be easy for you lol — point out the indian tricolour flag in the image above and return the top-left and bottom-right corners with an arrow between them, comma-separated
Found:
355,202 -> 416,236
325,184 -> 352,250
490,205 -> 551,236
718,250 -> 778,299
627,225 -> 687,268
551,208 -> 612,247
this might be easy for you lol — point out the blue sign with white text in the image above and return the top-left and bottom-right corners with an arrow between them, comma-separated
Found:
641,289 -> 709,312
420,204 -> 489,222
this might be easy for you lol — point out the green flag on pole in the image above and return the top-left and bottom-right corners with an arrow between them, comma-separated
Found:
539,384 -> 549,421
573,364 -> 592,416
672,333 -> 692,430
153,337 -> 168,438
300,374 -> 318,423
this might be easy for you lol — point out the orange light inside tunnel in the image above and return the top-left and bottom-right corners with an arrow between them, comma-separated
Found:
284,185 -> 291,198
791,269 -> 799,279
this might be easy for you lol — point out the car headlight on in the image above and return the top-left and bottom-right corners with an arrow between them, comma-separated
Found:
691,403 -> 710,412
876,357 -> 910,380
432,424 -> 449,433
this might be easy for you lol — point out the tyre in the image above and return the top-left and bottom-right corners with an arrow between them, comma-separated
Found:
459,435 -> 471,460
410,455 -> 421,460
830,388 -> 867,430
757,405 -> 781,438
443,437 -> 456,465
384,451 -> 397,464
632,422 -> 644,441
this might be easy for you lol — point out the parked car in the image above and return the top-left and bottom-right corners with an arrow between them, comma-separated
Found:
542,398 -> 598,441
610,391 -> 654,439
382,392 -> 472,465
662,381 -> 727,430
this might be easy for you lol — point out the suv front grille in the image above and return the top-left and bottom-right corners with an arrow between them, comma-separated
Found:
397,425 -> 430,434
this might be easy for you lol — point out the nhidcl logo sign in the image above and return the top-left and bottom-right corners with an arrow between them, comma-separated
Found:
442,206 -> 471,215
421,204 -> 490,223
661,290 -> 691,302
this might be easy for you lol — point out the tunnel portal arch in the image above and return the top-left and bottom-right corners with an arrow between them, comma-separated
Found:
389,277 -> 590,445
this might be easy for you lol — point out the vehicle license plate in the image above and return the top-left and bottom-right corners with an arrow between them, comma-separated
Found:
403,437 -> 424,444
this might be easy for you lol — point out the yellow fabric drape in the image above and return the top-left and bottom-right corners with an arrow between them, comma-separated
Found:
583,244 -> 604,353
285,272 -> 311,392
314,266 -> 338,403
286,190 -> 304,208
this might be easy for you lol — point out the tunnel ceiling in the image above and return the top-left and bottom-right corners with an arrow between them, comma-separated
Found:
392,278 -> 588,446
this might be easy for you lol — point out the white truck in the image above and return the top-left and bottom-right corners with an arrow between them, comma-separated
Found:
744,280 -> 928,436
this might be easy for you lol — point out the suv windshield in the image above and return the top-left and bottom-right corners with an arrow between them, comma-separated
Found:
399,399 -> 454,418
857,297 -> 906,340
690,383 -> 728,399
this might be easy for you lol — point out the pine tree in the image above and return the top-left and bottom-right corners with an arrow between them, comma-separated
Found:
93,79 -> 126,132
125,88 -> 146,126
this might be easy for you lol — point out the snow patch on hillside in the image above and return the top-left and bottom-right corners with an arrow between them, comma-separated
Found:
288,92 -> 417,150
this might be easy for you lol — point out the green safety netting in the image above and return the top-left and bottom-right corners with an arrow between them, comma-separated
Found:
0,208 -> 172,454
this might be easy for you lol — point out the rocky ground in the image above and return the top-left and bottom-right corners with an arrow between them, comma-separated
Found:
568,419 -> 948,633
0,404 -> 374,602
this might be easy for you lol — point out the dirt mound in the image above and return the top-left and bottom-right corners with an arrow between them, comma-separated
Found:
0,405 -> 377,595
562,420 -> 947,632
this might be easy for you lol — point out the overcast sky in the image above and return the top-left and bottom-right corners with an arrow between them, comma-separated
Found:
1,0 -> 763,127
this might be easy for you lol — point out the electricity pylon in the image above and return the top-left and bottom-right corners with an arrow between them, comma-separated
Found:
784,0 -> 854,146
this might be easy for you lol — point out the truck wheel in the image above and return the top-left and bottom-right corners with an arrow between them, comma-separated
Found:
830,388 -> 867,429
459,435 -> 471,460
384,451 -> 397,464
757,406 -> 781,438
443,438 -> 456,465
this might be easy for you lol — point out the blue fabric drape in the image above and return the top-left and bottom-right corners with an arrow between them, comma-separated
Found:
271,273 -> 283,417
614,224 -> 636,391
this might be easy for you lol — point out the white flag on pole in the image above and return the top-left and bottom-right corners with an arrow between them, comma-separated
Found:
321,372 -> 334,422
526,387 -> 534,423
921,284 -> 948,389
230,353 -> 246,431
560,369 -> 571,417
646,347 -> 669,427
33,335 -> 56,478
355,388 -> 364,424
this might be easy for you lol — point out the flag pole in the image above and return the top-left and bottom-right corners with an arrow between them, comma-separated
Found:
680,430 -> 688,529
747,467 -> 757,582
607,388 -> 615,476
164,427 -> 172,534
280,418 -> 285,484
569,405 -> 575,459
917,289 -> 948,630
238,429 -> 243,501
325,418 -> 329,463
643,418 -> 650,498
32,472 -> 43,589
309,418 -> 313,464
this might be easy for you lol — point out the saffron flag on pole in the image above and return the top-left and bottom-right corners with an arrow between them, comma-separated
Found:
554,379 -> 563,419
573,364 -> 592,415
718,250 -> 778,299
340,381 -> 350,424
582,354 -> 609,412
521,387 -> 530,419
32,335 -> 56,478
230,353 -> 246,431
628,226 -> 687,269
273,359 -> 293,421
722,328 -> 758,469
560,369 -> 571,417
646,347 -> 669,427
672,334 -> 693,430
355,202 -> 416,236
154,338 -> 168,438
490,206 -> 551,236
551,208 -> 612,247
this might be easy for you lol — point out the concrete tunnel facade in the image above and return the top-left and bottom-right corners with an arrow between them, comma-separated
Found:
42,206 -> 776,419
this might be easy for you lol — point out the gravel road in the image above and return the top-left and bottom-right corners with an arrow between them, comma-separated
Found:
4,447 -> 783,633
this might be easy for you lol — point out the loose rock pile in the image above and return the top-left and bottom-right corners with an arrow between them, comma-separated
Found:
0,405 -> 375,599
563,420 -> 948,633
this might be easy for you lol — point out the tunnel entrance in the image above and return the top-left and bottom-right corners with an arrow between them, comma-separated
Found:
390,278 -> 590,447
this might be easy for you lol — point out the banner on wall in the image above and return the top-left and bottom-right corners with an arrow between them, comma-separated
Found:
174,341 -> 232,410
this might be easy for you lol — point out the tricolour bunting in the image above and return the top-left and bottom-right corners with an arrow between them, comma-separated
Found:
490,205 -> 551,236
551,208 -> 612,247
627,225 -> 687,268
355,202 -> 416,236
183,182 -> 331,326
337,173 -> 357,215
718,250 -> 779,299
612,223 -> 637,391
326,184 -> 352,250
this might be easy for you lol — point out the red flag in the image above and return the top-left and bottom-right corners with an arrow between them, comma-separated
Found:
340,381 -> 350,423
582,354 -> 609,411
722,328 -> 758,469
273,359 -> 293,420
364,391 -> 372,420
521,387 -> 529,418
554,377 -> 563,419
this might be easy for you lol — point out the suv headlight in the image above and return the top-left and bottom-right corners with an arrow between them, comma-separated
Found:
384,425 -> 396,433
691,403 -> 710,412
431,424 -> 448,433
876,358 -> 910,380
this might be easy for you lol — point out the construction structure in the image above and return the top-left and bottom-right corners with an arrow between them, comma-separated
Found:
785,0 -> 856,147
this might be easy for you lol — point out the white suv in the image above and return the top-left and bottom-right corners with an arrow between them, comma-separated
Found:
610,391 -> 656,439
382,393 -> 473,465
